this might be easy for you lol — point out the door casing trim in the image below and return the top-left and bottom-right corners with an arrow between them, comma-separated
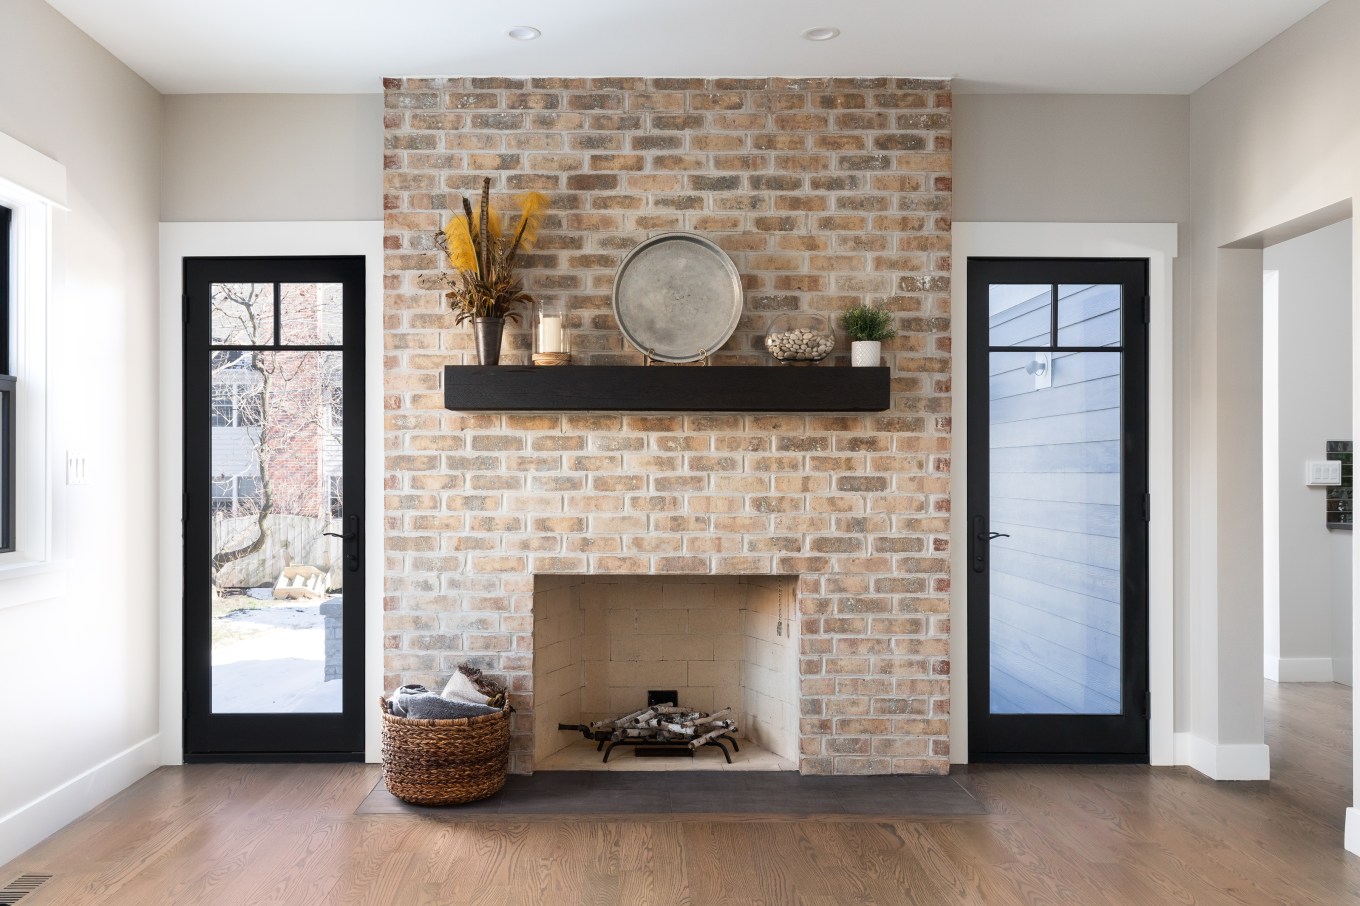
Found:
158,221 -> 384,765
950,222 -> 1177,766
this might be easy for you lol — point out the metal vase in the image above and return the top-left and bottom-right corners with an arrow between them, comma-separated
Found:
472,317 -> 505,366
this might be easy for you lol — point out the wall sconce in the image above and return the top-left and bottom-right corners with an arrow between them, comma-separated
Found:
1026,352 -> 1051,389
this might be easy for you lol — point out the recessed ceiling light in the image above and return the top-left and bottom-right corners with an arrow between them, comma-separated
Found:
507,26 -> 541,41
802,26 -> 840,41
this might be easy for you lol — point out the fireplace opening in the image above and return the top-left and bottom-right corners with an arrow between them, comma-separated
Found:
532,575 -> 799,771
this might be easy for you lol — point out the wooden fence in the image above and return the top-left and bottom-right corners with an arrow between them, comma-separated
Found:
213,513 -> 344,589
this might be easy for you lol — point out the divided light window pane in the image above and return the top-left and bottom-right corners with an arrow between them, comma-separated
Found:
281,283 -> 343,346
209,349 -> 344,714
1057,284 -> 1121,347
0,382 -> 11,552
211,283 -> 275,346
988,349 -> 1123,715
988,284 -> 1051,347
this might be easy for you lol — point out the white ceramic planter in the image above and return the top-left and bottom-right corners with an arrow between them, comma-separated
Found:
850,340 -> 881,367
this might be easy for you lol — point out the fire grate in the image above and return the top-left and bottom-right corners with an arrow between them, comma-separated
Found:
0,874 -> 53,905
560,703 -> 740,763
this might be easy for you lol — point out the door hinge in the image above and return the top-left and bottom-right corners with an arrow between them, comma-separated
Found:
1143,294 -> 1151,324
1143,492 -> 1151,523
182,292 -> 190,325
1142,689 -> 1152,720
183,689 -> 190,721
182,492 -> 189,524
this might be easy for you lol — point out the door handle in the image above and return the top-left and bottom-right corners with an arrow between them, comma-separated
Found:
324,513 -> 361,573
971,517 -> 1008,573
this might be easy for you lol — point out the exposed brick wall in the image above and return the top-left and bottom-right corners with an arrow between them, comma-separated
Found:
382,76 -> 953,775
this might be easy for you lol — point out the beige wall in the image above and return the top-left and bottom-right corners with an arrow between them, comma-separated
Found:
953,94 -> 1192,224
1263,219 -> 1353,686
953,91 -> 1197,741
160,93 -> 383,222
0,0 -> 163,864
1185,0 -> 1360,799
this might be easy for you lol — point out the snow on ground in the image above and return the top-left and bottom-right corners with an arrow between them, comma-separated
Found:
212,597 -> 343,713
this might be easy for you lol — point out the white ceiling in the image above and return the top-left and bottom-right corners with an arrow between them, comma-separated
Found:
44,0 -> 1328,95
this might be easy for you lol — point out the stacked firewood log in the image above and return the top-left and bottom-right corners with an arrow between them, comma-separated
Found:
571,703 -> 739,749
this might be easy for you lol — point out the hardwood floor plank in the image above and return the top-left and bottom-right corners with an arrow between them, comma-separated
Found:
2,681 -> 1357,904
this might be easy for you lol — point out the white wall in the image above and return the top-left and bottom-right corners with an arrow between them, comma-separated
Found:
1263,219 -> 1353,685
161,94 -> 383,222
1184,0 -> 1360,842
0,0 -> 163,865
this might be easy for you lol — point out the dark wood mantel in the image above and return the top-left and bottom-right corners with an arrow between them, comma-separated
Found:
443,365 -> 891,412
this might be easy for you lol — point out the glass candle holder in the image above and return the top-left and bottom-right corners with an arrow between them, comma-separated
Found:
532,298 -> 571,365
765,313 -> 835,365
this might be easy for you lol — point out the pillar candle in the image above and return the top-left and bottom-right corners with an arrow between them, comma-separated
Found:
539,314 -> 564,353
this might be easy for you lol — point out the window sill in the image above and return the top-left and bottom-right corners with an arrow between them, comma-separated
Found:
0,559 -> 70,610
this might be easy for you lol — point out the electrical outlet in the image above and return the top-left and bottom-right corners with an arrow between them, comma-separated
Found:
66,450 -> 89,485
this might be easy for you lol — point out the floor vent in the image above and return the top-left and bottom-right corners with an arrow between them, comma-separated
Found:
0,874 -> 53,905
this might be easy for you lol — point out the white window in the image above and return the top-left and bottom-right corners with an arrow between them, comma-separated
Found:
327,473 -> 343,520
210,353 -> 264,428
1,203 -> 14,552
211,475 -> 264,517
0,129 -> 66,605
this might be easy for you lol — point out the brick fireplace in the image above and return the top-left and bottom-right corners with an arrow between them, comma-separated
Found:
382,76 -> 953,775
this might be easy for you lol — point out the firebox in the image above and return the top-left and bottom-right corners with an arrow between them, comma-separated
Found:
532,575 -> 799,770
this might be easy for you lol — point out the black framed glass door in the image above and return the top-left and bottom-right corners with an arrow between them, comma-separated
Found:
183,256 -> 365,760
967,258 -> 1149,761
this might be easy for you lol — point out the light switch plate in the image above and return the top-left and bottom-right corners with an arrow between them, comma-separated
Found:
66,450 -> 89,485
1306,460 -> 1341,486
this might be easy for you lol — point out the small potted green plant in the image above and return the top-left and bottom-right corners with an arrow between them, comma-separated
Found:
839,305 -> 897,367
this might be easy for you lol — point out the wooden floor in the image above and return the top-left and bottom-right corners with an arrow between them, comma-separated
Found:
4,681 -> 1357,904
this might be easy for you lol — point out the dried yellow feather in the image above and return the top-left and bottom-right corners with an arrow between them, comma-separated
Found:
509,191 -> 548,257
443,217 -> 477,272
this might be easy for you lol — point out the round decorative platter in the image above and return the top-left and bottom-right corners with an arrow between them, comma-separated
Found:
611,232 -> 744,363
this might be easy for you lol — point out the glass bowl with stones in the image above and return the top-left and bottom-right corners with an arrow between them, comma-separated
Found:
765,313 -> 836,365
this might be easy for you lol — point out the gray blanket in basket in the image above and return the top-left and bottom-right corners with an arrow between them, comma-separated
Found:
389,684 -> 499,719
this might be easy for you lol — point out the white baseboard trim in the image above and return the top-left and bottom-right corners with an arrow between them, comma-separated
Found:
1172,732 -> 1270,780
1346,808 -> 1360,855
1265,656 -> 1334,683
1172,731 -> 1192,765
0,735 -> 160,866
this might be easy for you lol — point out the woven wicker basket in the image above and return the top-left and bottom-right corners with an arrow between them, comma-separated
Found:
379,697 -> 511,805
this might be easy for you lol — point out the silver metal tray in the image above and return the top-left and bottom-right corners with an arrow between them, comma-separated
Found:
611,232 -> 744,363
